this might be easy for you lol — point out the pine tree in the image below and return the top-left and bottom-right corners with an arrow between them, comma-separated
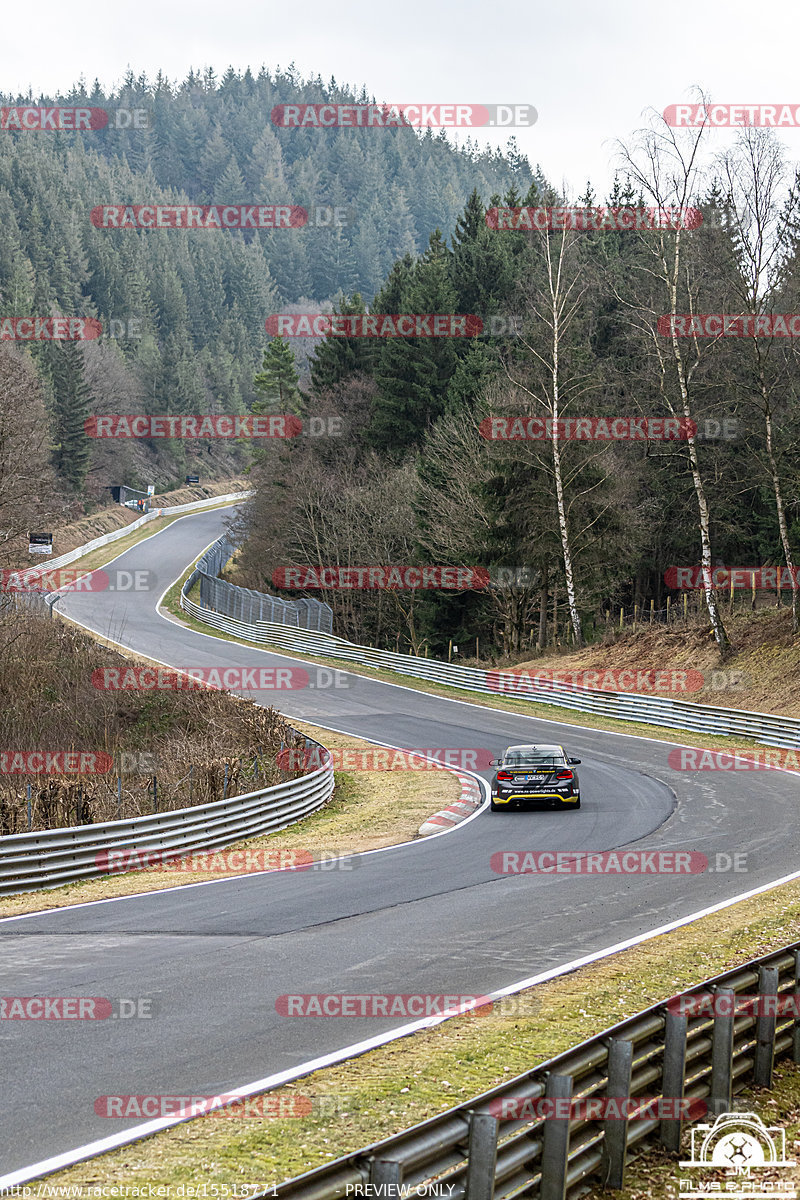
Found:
253,337 -> 301,414
451,188 -> 516,316
369,231 -> 461,454
309,293 -> 376,393
49,341 -> 91,491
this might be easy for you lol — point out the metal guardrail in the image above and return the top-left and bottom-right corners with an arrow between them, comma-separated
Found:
270,943 -> 800,1200
0,496 -> 337,896
15,490 -> 251,577
0,741 -> 334,895
3,492 -> 250,620
180,554 -> 800,751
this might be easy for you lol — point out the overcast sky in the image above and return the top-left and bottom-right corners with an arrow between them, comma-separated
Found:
2,0 -> 800,196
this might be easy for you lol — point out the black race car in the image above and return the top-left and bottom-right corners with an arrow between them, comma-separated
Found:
490,743 -> 581,811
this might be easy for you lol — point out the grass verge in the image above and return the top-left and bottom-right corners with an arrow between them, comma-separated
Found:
0,719 -> 460,919
28,874 -> 800,1192
51,493 -> 247,579
161,569 -> 773,758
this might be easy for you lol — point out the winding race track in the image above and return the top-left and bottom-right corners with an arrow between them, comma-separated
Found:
2,506 -> 798,1176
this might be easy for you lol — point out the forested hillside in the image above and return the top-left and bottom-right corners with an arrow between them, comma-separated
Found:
3,69 -> 800,662
0,68 -> 531,515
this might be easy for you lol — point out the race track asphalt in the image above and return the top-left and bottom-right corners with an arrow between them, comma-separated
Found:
2,506 -> 797,1175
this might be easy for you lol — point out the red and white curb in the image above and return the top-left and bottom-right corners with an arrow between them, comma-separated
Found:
418,772 -> 483,835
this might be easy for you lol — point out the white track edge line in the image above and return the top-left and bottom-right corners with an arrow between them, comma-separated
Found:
5,862 -> 800,1187
5,512 -> 798,1180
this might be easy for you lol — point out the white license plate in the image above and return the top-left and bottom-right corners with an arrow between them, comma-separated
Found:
520,774 -> 546,782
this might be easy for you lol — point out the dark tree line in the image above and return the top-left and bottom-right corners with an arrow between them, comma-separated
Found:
0,68 -> 530,503
239,116 -> 800,661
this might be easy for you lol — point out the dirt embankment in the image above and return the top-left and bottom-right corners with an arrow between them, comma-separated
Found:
495,608 -> 800,718
39,478 -> 248,559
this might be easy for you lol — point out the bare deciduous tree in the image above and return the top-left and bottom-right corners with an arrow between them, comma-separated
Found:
616,102 -> 731,657
718,127 -> 799,634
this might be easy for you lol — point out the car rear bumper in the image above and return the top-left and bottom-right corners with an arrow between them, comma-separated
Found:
493,792 -> 578,803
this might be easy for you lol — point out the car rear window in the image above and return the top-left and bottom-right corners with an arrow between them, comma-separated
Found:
502,754 -> 566,767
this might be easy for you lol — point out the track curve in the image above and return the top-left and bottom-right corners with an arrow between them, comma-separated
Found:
2,506 -> 798,1175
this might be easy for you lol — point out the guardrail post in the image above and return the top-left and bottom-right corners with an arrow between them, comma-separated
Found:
660,1011 -> 688,1152
794,951 -> 800,1064
370,1158 -> 402,1198
710,988 -> 735,1115
465,1111 -> 498,1200
602,1038 -> 633,1188
754,966 -> 779,1087
540,1073 -> 572,1200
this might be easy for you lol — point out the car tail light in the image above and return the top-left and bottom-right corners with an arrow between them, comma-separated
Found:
556,769 -> 573,780
496,770 -> 513,781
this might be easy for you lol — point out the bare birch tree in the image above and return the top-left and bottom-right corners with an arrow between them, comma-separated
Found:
501,220 -> 619,648
616,102 -> 731,656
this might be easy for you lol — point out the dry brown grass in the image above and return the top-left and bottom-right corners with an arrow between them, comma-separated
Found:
0,613 -> 299,834
0,718 -> 460,916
